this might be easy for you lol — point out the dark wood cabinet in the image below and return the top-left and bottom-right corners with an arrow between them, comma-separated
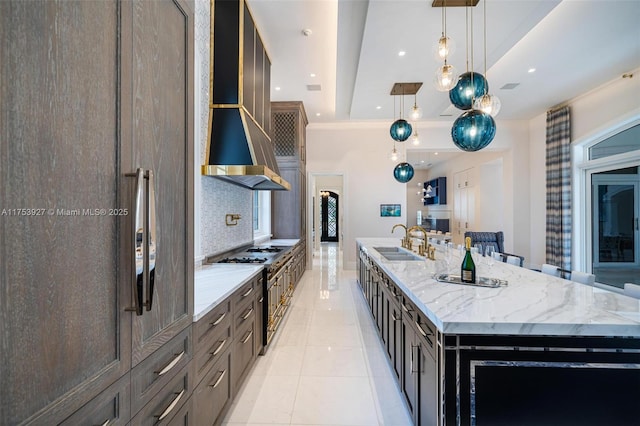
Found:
0,0 -> 194,423
192,273 -> 262,425
357,247 -> 440,426
271,101 -> 308,241
193,347 -> 232,426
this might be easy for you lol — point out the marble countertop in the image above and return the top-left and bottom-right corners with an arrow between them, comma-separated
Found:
193,264 -> 263,321
357,238 -> 640,337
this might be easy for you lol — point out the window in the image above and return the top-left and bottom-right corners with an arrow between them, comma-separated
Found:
253,190 -> 271,243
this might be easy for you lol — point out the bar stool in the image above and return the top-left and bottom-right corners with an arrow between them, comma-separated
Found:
506,255 -> 521,266
623,283 -> 640,299
541,264 -> 561,277
570,270 -> 595,286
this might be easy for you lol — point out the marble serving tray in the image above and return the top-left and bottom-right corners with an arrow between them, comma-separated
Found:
435,273 -> 508,288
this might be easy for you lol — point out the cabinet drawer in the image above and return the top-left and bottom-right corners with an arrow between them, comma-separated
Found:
193,347 -> 232,426
165,393 -> 193,426
233,278 -> 257,311
130,363 -> 191,426
235,298 -> 256,330
232,320 -> 256,392
194,299 -> 231,349
131,327 -> 192,416
61,373 -> 130,426
414,311 -> 437,357
193,322 -> 231,386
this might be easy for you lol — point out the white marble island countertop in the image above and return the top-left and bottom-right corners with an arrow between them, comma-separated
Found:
357,238 -> 640,337
193,264 -> 263,321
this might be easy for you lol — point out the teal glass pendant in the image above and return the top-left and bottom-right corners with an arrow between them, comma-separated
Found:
390,119 -> 412,142
393,162 -> 414,183
451,109 -> 496,152
449,71 -> 488,110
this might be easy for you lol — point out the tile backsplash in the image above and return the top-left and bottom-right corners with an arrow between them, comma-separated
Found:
195,0 -> 253,258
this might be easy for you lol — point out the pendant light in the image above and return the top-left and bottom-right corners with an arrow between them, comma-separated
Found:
390,90 -> 412,142
433,0 -> 458,92
473,0 -> 501,116
451,109 -> 496,152
411,129 -> 421,146
450,2 -> 496,152
449,6 -> 487,110
389,144 -> 399,161
393,162 -> 414,183
409,93 -> 423,121
434,62 -> 458,92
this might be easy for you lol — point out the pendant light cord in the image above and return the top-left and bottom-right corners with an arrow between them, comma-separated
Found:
483,0 -> 487,78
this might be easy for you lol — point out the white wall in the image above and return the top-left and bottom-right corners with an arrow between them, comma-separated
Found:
527,71 -> 640,268
307,120 -> 529,269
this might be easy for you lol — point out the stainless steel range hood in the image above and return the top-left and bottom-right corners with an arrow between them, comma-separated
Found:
202,0 -> 290,191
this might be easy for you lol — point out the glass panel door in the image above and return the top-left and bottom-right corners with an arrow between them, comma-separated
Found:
592,172 -> 639,286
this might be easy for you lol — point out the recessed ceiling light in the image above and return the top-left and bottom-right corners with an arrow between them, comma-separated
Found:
398,51 -> 406,57
420,160 -> 425,163
275,86 -> 281,91
376,106 -> 382,110
310,73 -> 316,77
316,112 -> 321,117
528,68 -> 536,73
434,152 -> 439,155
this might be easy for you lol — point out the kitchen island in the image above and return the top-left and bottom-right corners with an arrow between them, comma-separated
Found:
356,238 -> 640,426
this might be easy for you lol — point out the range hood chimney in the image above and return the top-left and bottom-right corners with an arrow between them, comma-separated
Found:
202,0 -> 290,191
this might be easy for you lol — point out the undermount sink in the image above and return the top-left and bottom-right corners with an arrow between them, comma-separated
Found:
373,246 -> 402,253
374,247 -> 424,261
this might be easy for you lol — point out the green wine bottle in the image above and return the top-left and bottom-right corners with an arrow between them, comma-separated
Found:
461,236 -> 476,283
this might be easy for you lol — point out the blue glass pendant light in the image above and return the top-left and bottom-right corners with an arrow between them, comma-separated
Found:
451,109 -> 496,152
390,119 -> 412,142
393,162 -> 414,183
449,71 -> 488,110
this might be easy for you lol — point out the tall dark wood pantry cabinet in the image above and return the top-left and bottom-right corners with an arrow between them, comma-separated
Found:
271,101 -> 308,241
0,0 -> 194,424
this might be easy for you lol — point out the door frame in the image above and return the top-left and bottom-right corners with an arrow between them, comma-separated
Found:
573,110 -> 640,272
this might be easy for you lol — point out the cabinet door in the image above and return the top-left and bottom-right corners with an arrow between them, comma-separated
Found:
122,0 -> 194,366
0,1 -> 130,423
389,298 -> 403,380
402,322 -> 418,419
418,343 -> 438,426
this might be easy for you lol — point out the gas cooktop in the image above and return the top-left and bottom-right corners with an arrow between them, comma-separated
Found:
218,257 -> 267,264
246,246 -> 283,253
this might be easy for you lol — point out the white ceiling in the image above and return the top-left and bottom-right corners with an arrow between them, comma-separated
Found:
248,0 -> 640,167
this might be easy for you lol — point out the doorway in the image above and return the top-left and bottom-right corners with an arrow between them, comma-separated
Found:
591,169 -> 639,286
320,191 -> 339,242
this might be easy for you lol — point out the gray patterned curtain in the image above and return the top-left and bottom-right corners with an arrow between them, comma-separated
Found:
545,106 -> 572,272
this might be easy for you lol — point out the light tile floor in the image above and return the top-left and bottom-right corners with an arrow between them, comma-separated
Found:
222,242 -> 412,426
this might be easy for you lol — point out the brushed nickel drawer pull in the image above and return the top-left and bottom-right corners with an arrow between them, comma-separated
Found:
211,339 -> 227,356
242,308 -> 253,320
392,313 -> 401,321
242,287 -> 253,297
258,296 -> 264,303
209,369 -> 227,389
97,420 -> 111,426
241,330 -> 253,344
402,304 -> 412,313
155,388 -> 184,421
415,321 -> 430,338
211,312 -> 226,326
155,351 -> 185,376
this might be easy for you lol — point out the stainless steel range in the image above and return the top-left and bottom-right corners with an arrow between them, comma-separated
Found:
208,244 -> 293,353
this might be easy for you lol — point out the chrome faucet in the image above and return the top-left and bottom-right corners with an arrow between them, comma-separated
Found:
407,225 -> 430,257
391,224 -> 410,249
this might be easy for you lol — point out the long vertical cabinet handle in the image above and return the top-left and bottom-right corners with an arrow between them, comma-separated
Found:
126,168 -> 146,315
146,170 -> 156,311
